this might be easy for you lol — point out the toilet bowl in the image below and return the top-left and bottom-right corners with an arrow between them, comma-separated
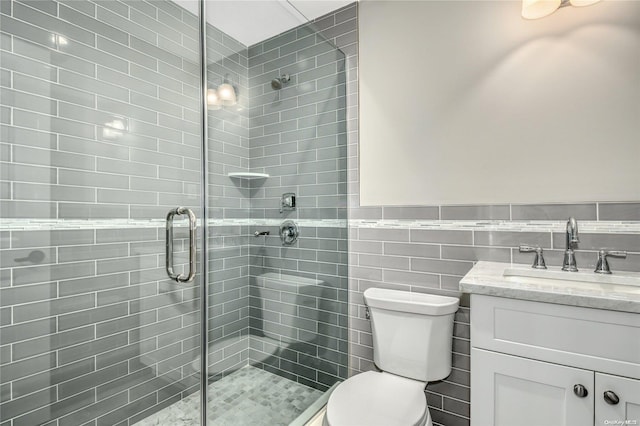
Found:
324,371 -> 431,426
324,288 -> 459,426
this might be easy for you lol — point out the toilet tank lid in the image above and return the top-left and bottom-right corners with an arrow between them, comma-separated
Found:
364,288 -> 459,315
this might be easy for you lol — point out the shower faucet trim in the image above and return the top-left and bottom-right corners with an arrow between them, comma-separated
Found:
271,74 -> 290,90
280,193 -> 296,213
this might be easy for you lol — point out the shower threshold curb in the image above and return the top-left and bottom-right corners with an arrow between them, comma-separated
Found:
292,381 -> 340,426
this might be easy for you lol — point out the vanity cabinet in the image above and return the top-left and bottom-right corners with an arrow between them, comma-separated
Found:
595,373 -> 640,426
473,349 -> 640,426
470,294 -> 640,426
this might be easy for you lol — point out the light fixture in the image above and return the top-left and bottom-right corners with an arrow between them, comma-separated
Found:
217,82 -> 237,106
207,88 -> 221,110
522,0 -> 562,19
206,74 -> 237,109
522,0 -> 601,19
217,83 -> 236,105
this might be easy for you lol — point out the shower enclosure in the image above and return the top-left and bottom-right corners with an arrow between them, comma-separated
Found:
0,0 -> 349,424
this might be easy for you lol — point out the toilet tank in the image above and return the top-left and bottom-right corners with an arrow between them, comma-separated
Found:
364,287 -> 459,382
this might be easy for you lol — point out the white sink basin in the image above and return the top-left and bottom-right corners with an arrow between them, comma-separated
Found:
503,267 -> 640,288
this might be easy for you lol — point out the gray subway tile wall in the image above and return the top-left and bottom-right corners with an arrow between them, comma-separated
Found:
1,225 -> 203,425
348,218 -> 640,426
1,1 -> 203,219
246,13 -> 350,390
2,0 -> 351,423
0,0 -> 250,424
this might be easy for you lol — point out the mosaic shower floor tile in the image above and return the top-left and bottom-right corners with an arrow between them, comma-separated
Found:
134,365 -> 323,426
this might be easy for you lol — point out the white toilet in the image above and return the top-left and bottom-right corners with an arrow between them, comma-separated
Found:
324,287 -> 459,426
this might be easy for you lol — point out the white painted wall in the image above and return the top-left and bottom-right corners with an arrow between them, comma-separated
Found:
359,1 -> 640,206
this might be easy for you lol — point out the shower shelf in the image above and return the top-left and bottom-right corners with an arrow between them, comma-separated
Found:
227,172 -> 269,179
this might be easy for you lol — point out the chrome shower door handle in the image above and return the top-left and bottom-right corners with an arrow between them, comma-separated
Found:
166,207 -> 197,283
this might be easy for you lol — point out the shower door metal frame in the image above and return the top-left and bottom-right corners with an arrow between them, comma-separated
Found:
198,0 -> 210,424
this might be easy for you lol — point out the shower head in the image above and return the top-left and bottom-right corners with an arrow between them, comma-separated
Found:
271,74 -> 290,90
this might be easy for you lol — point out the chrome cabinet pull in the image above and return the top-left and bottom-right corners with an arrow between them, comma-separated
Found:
603,390 -> 620,405
573,384 -> 588,398
166,207 -> 197,283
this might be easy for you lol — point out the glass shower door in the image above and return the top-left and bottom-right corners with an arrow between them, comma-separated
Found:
201,3 -> 349,425
0,1 -> 205,424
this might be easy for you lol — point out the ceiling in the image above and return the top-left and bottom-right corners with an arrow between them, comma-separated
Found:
172,1 -> 353,47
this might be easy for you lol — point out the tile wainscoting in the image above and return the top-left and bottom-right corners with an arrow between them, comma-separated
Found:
347,216 -> 640,426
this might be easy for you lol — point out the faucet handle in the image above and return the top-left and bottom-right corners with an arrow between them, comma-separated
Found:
594,250 -> 627,274
519,245 -> 547,269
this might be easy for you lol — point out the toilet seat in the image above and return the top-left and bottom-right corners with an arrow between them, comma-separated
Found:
325,371 -> 431,426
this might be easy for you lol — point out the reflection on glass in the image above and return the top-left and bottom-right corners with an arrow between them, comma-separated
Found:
0,0 -> 350,424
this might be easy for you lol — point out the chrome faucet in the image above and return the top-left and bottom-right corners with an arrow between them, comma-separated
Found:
562,217 -> 579,272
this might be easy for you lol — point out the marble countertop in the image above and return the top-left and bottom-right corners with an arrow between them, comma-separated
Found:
460,261 -> 640,313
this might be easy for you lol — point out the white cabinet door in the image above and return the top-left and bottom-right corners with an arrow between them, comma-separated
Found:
472,348 -> 594,426
595,373 -> 640,426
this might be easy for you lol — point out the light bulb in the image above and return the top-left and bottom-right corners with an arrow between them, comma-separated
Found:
207,88 -> 221,110
217,83 -> 237,106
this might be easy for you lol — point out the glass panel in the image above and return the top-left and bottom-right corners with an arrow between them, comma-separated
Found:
0,1 -> 204,425
203,4 -> 349,425
1,0 -> 350,424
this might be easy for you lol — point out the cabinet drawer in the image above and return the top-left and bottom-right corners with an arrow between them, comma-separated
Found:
471,295 -> 640,379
